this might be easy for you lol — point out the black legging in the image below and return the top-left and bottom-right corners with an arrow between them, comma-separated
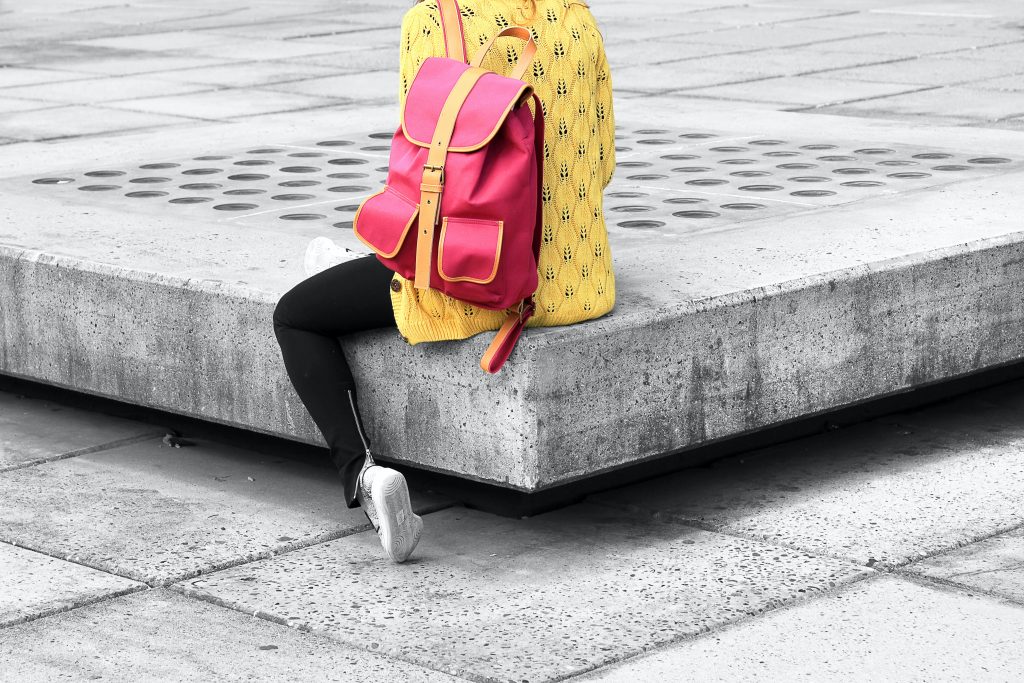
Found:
272,255 -> 395,508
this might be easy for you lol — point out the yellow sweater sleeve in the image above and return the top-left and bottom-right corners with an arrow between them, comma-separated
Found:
594,36 -> 616,188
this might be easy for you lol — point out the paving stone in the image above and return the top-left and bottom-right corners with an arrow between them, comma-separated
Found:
264,71 -> 399,102
0,589 -> 457,682
0,67 -> 88,88
181,504 -> 870,681
0,75 -> 212,105
678,49 -> 902,78
812,32 -> 1011,57
682,76 -> 925,107
0,97 -> 59,114
821,86 -> 1024,121
580,575 -> 1024,682
0,436 -> 448,584
103,88 -> 343,120
590,388 -> 1024,568
0,391 -> 160,471
0,104 -> 201,140
150,61 -> 342,88
826,55 -> 1023,85
56,55 -> 227,76
0,542 -> 141,627
974,74 -> 1024,92
908,526 -> 1024,603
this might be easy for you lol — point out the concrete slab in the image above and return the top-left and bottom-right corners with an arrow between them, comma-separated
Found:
681,76 -> 926,107
0,589 -> 457,682
0,104 -> 202,141
589,383 -> 1024,567
908,526 -> 1024,603
3,102 -> 1024,494
180,504 -> 871,682
0,390 -> 160,471
0,542 -> 141,627
103,89 -> 344,121
0,435 -> 448,584
0,75 -> 212,105
821,86 -> 1024,121
579,576 -> 1024,682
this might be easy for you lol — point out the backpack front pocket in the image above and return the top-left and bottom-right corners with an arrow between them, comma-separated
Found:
353,186 -> 419,259
437,217 -> 503,285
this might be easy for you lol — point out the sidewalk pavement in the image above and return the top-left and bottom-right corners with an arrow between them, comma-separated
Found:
2,0 -> 1024,680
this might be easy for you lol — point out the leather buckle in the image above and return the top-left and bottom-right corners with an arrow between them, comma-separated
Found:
423,163 -> 445,185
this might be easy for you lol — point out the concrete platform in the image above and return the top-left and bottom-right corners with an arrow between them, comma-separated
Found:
2,99 -> 1024,496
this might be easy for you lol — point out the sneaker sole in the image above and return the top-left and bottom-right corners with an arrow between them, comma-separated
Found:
371,469 -> 422,563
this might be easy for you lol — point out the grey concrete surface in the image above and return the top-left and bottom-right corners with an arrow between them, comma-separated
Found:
0,435 -> 448,585
578,575 -> 1024,682
908,526 -> 1024,603
0,542 -> 141,628
180,504 -> 871,681
590,383 -> 1024,568
0,589 -> 458,682
0,390 -> 159,471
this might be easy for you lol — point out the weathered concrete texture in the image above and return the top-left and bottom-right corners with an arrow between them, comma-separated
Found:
0,542 -> 141,628
0,390 -> 159,470
0,589 -> 458,682
580,575 -> 1024,682
590,382 -> 1024,567
908,525 -> 1024,603
181,504 -> 871,682
0,436 -> 448,585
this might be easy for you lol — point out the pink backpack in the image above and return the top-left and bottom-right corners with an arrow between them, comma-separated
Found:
354,0 -> 544,373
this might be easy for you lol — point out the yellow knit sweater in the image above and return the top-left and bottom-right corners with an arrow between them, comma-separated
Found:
391,0 -> 616,344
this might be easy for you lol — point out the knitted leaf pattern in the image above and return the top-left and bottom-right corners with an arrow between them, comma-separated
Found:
392,0 -> 616,345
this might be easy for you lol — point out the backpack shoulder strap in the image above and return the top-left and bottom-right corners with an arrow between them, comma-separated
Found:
437,0 -> 468,63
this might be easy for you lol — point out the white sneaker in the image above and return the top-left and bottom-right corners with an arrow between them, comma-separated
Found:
358,465 -> 423,563
304,236 -> 358,277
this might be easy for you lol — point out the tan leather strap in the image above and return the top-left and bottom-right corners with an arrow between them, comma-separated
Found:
414,66 -> 487,289
470,27 -> 537,81
437,0 -> 467,64
480,300 -> 535,373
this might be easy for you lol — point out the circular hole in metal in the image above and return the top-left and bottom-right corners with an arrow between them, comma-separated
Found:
78,184 -> 119,191
912,152 -> 951,160
368,131 -> 393,140
738,184 -> 783,191
288,152 -> 328,158
607,191 -> 649,198
680,133 -> 716,139
791,189 -> 837,197
617,161 -> 652,168
139,162 -> 180,170
223,189 -> 265,196
609,205 -> 654,213
762,151 -> 800,157
618,219 -> 666,229
876,160 -> 918,166
720,159 -> 757,165
730,170 -> 771,177
194,155 -> 230,161
362,145 -> 391,152
281,166 -> 321,173
334,221 -> 354,229
672,210 -> 719,219
375,166 -> 389,173
818,155 -> 856,162
854,148 -> 895,155
968,157 -> 1011,164
327,172 -> 369,179
316,140 -> 353,147
228,173 -> 269,181
169,197 -> 214,204
749,139 -> 786,146
888,171 -> 931,179
234,159 -> 274,166
833,168 -> 873,175
328,158 -> 367,166
125,190 -> 168,198
721,203 -> 764,210
777,162 -> 817,169
710,146 -> 747,152
686,178 -> 728,186
129,177 -> 170,183
247,148 -> 284,154
335,204 -> 360,212
615,146 -> 633,153
800,144 -> 837,150
661,154 -> 700,161
637,138 -> 674,145
213,203 -> 258,211
664,197 -> 707,205
789,176 -> 832,183
182,168 -> 222,175
628,173 -> 669,181
672,166 -> 711,173
281,213 -> 327,220
841,180 -> 885,187
33,177 -> 75,184
933,164 -> 971,171
85,170 -> 125,177
634,128 -> 669,135
328,185 -> 372,192
272,193 -> 316,201
180,182 -> 221,190
279,180 -> 321,187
